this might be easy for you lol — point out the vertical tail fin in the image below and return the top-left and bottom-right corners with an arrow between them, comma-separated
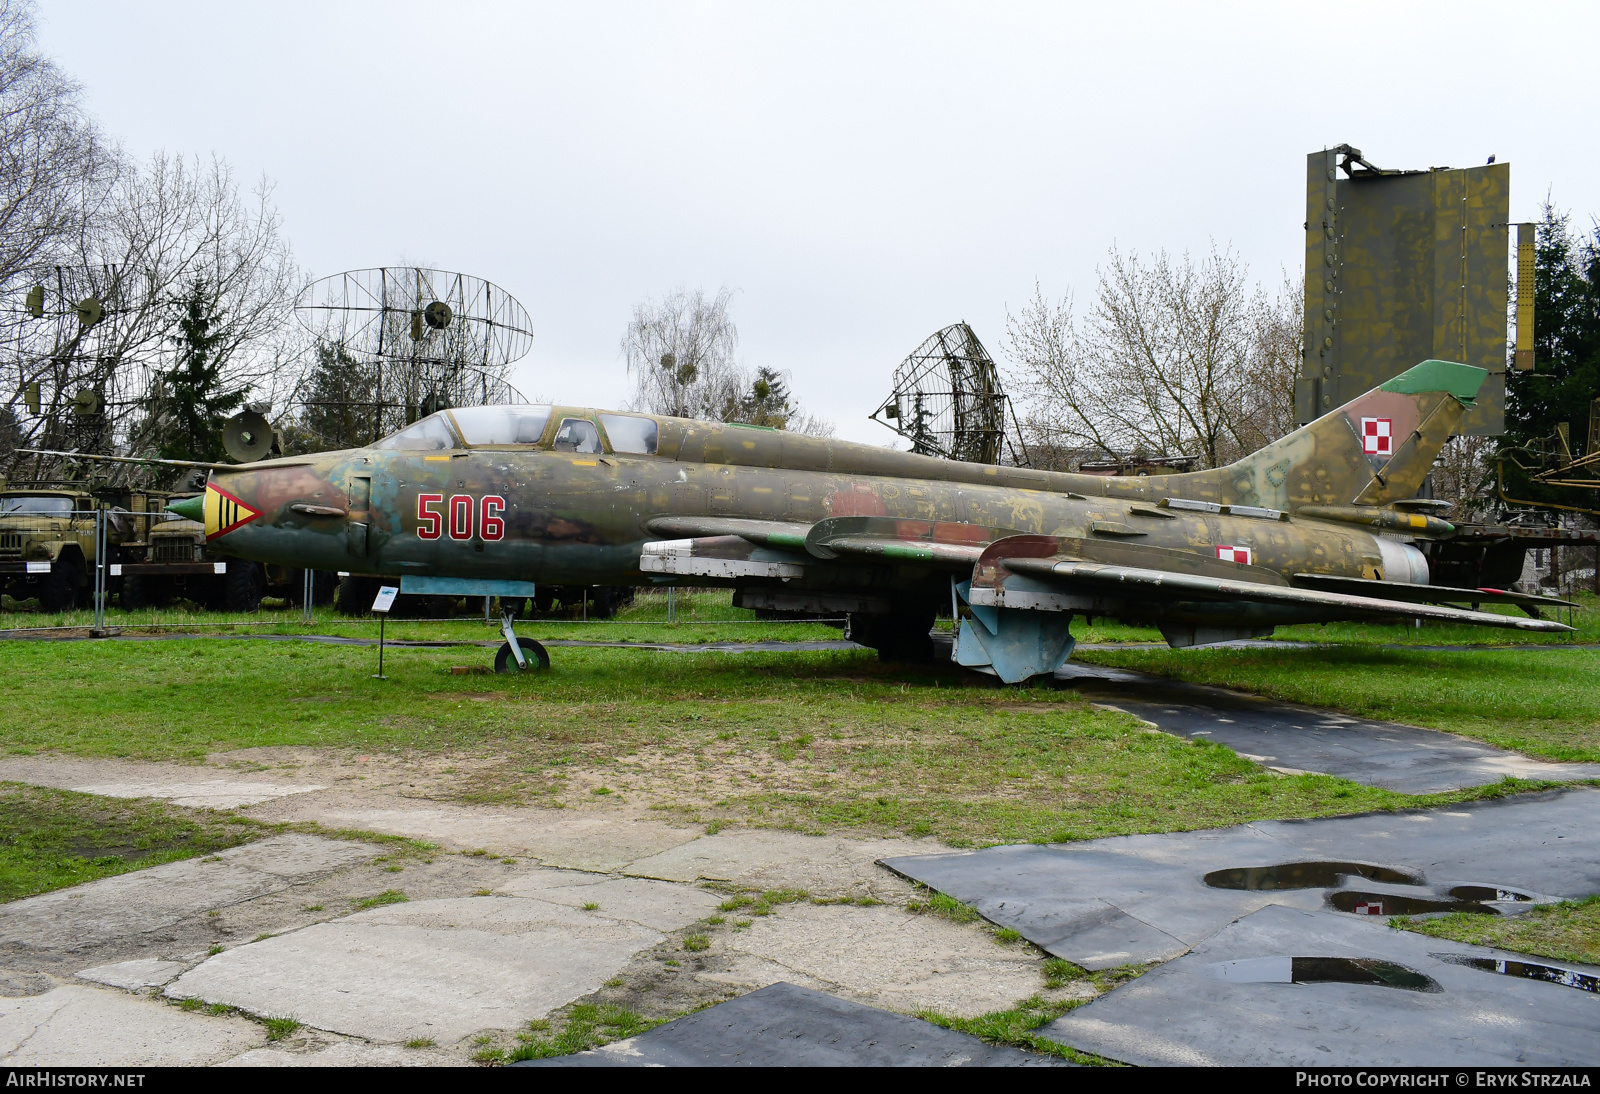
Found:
1176,360 -> 1487,510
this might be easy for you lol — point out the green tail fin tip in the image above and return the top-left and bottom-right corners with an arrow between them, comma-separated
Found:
1379,359 -> 1487,403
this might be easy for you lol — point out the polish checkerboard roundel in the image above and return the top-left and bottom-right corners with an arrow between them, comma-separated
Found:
1360,417 -> 1393,456
1215,545 -> 1252,565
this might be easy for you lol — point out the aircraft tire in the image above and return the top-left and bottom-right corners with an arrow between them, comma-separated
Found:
494,638 -> 550,674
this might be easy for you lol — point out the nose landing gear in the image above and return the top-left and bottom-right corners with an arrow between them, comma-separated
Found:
495,606 -> 550,673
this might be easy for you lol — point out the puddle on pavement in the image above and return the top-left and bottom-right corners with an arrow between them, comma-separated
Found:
1435,954 -> 1599,994
1203,861 -> 1423,891
1447,885 -> 1534,903
1203,863 -> 1531,919
1205,956 -> 1441,992
1329,890 -> 1496,917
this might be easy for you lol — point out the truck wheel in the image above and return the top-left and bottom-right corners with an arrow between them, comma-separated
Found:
120,574 -> 173,610
311,570 -> 337,607
335,575 -> 378,617
224,560 -> 265,613
36,561 -> 81,614
494,638 -> 550,673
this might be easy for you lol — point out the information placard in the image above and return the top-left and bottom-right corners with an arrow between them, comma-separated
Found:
371,585 -> 400,613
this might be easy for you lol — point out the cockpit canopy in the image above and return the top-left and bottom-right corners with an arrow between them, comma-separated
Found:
370,405 -> 659,456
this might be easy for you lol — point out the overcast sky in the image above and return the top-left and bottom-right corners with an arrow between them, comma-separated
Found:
38,1 -> 1600,444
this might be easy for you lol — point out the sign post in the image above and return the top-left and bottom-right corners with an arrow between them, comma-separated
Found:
371,585 -> 399,679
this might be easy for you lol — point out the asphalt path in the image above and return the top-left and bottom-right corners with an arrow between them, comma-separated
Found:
1051,660 -> 1600,793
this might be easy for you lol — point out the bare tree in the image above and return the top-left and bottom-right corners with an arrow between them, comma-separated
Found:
0,0 -> 118,287
781,408 -> 836,438
1431,435 -> 1496,522
998,282 -> 1092,470
621,286 -> 833,435
116,155 -> 302,458
3,152 -> 302,473
1004,245 -> 1299,470
623,287 -> 744,420
1231,272 -> 1302,454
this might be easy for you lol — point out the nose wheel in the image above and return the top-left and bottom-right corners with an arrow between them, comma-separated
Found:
495,607 -> 549,673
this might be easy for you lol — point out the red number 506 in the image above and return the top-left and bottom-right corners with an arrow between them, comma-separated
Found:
416,493 -> 505,541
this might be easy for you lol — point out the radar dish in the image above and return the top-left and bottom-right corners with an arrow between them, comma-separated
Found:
868,322 -> 1028,466
292,267 -> 532,441
295,268 -> 532,370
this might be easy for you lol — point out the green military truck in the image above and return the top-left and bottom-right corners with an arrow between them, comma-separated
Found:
118,496 -> 334,611
0,479 -> 332,614
0,480 -> 117,611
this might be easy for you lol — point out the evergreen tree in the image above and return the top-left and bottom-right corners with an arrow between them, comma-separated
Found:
732,366 -> 795,428
299,343 -> 379,450
1501,203 -> 1600,508
157,279 -> 244,462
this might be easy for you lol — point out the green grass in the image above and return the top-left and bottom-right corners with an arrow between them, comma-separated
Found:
352,889 -> 408,909
0,783 -> 254,902
1076,643 -> 1600,762
917,996 -> 1112,1064
908,890 -> 981,923
0,636 -> 1575,846
508,1003 -> 658,1061
263,1016 -> 301,1041
1392,895 -> 1600,966
0,587 -> 845,645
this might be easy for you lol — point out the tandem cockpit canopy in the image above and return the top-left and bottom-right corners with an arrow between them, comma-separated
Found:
371,404 -> 662,455
372,405 -> 555,451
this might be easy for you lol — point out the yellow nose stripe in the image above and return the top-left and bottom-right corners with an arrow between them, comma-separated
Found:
204,483 -> 263,540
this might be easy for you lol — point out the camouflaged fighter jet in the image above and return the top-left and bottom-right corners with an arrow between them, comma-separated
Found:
166,358 -> 1573,679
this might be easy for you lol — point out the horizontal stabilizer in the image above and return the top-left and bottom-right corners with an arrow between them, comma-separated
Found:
1001,558 -> 1572,634
1291,573 -> 1575,611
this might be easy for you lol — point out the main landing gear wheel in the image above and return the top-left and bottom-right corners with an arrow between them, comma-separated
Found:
495,638 -> 550,673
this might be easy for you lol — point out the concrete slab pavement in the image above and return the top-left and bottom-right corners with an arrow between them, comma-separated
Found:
1,985 -> 262,1066
165,896 -> 669,1043
0,835 -> 376,955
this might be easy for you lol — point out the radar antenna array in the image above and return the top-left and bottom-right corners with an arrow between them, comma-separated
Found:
868,322 -> 1027,466
0,263 -> 160,464
293,267 -> 533,439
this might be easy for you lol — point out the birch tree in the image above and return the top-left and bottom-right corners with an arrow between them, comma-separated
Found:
1004,245 -> 1301,470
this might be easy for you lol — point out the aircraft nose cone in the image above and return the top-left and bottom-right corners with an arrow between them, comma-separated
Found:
165,495 -> 203,521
